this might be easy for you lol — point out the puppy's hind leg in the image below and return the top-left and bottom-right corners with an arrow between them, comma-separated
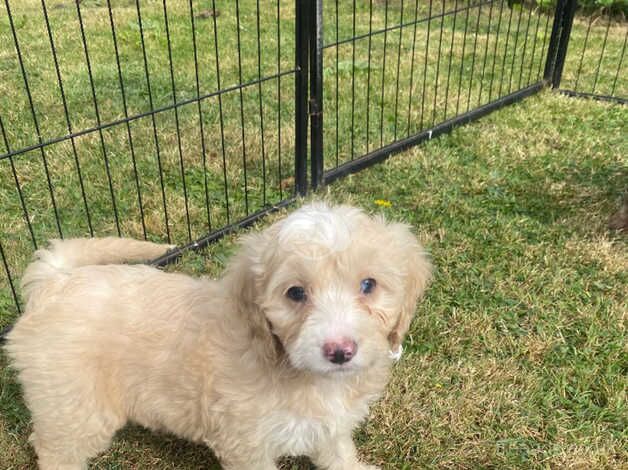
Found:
28,400 -> 125,470
35,451 -> 87,470
220,455 -> 278,470
32,419 -> 122,470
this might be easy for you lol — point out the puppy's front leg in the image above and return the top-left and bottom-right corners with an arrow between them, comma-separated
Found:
311,433 -> 379,470
221,456 -> 278,470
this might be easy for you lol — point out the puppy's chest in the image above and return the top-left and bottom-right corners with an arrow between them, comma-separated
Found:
260,395 -> 371,456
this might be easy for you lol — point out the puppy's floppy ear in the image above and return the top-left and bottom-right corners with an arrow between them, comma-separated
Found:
386,223 -> 432,353
226,230 -> 283,365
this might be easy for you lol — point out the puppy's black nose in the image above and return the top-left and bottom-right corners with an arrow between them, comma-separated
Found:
332,349 -> 348,364
323,339 -> 357,365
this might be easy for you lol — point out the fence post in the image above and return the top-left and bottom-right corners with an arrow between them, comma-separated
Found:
551,0 -> 578,88
544,0 -> 578,88
310,0 -> 324,190
295,0 -> 310,196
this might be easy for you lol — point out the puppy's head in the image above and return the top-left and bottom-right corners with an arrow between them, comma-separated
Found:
230,202 -> 431,374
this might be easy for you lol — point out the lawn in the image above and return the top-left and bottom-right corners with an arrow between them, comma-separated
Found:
2,90 -> 626,469
1,0 -> 627,468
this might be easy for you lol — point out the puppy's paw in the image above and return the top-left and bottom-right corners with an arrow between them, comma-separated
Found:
324,461 -> 379,470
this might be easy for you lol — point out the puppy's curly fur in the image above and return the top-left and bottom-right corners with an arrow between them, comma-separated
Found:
5,203 -> 432,470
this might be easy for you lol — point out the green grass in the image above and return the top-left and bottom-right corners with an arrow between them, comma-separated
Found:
2,90 -> 626,470
1,0 -> 627,468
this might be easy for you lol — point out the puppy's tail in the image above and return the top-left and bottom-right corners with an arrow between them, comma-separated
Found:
21,237 -> 175,303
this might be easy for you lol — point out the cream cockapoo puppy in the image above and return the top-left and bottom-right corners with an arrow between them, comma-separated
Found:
5,202 -> 432,470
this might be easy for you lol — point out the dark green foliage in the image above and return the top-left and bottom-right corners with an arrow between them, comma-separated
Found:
534,0 -> 628,16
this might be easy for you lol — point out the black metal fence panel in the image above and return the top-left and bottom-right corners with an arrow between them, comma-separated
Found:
315,0 -> 556,183
0,0 -> 303,317
558,4 -> 627,103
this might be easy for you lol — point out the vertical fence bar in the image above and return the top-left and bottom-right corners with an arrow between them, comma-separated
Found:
537,10 -> 552,80
42,0 -> 94,237
573,15 -> 593,92
591,14 -> 612,94
406,0 -> 420,137
477,0 -> 495,106
0,240 -> 20,314
76,1 -> 121,237
211,0 -> 231,224
0,115 -> 36,249
526,6 -> 543,86
295,0 -> 309,196
310,0 -> 324,190
380,0 -> 390,147
516,4 -> 534,90
393,0 -> 405,140
107,0 -> 146,239
610,30 -> 627,96
488,0 -> 506,102
507,3 -> 525,94
277,0 -> 284,200
351,0 -> 357,160
443,0 -> 459,121
467,0 -> 483,112
365,0 -> 374,152
135,0 -> 171,242
255,0 -> 268,206
420,0 -> 434,130
162,0 -> 192,241
235,0 -> 251,215
5,0 -> 63,240
498,2 -> 515,98
189,0 -> 212,233
455,0 -> 471,116
432,0 -> 447,126
335,0 -> 340,166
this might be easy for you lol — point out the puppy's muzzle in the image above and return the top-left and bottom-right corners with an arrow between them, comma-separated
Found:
323,338 -> 357,365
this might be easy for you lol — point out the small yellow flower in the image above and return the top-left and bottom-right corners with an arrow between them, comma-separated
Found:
374,199 -> 392,208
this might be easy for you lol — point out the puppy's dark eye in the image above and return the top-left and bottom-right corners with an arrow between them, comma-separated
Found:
286,286 -> 307,302
360,278 -> 376,294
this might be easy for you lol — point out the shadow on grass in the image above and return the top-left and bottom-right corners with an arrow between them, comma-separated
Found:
99,425 -> 314,469
491,160 -> 627,231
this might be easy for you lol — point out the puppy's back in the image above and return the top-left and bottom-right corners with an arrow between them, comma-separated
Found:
20,237 -> 173,305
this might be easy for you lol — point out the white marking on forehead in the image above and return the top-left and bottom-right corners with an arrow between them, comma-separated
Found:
278,204 -> 352,257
